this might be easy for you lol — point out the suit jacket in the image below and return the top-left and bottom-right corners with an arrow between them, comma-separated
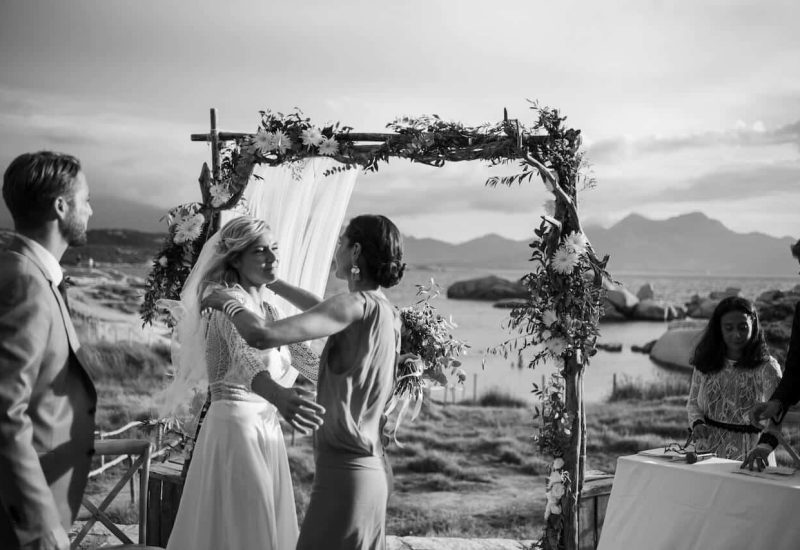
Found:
0,237 -> 97,548
772,301 -> 800,413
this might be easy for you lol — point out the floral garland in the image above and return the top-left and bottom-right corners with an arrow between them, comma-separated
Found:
486,105 -> 607,549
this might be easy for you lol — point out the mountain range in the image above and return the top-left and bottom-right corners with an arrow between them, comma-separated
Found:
404,212 -> 797,277
1,212 -> 796,277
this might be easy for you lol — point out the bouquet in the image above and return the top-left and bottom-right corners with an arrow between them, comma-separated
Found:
394,280 -> 469,407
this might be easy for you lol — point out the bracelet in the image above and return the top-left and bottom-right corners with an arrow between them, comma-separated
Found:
222,299 -> 245,318
758,432 -> 780,450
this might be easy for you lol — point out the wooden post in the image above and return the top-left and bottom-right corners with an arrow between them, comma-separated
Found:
209,108 -> 220,185
612,373 -> 617,396
563,354 -> 585,550
473,373 -> 478,402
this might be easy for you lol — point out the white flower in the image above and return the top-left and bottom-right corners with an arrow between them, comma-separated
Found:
301,127 -> 324,148
318,136 -> 339,156
548,471 -> 563,484
552,457 -> 564,470
564,231 -> 588,254
543,200 -> 556,217
253,130 -> 277,154
545,500 -> 562,518
545,337 -> 568,357
173,213 -> 205,244
551,245 -> 580,274
273,130 -> 292,154
550,481 -> 565,499
540,329 -> 552,342
158,256 -> 168,267
209,184 -> 232,208
542,309 -> 558,327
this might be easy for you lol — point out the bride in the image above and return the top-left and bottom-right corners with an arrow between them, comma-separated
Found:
161,215 -> 325,550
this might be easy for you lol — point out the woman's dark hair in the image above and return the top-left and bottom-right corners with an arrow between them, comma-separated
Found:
791,239 -> 800,261
690,296 -> 770,374
345,214 -> 405,288
2,151 -> 82,229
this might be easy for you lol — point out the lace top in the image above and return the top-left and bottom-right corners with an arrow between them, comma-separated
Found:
204,287 -> 319,402
687,356 -> 781,460
687,356 -> 781,426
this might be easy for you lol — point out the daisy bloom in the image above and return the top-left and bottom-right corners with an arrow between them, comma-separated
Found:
318,136 -> 339,156
553,457 -> 565,470
545,337 -> 568,357
551,245 -> 579,274
273,130 -> 292,154
253,130 -> 277,155
174,213 -> 205,244
542,309 -> 558,327
209,184 -> 232,208
564,231 -> 588,254
301,127 -> 324,148
158,256 -> 168,268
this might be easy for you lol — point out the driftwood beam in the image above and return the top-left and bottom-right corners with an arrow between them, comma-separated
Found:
191,130 -> 549,145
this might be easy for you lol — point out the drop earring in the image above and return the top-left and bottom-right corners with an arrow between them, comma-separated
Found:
350,265 -> 361,281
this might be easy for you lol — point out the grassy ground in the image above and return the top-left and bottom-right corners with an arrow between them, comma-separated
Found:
80,339 -> 800,540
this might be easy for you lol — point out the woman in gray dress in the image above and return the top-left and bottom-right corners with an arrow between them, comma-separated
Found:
203,214 -> 404,550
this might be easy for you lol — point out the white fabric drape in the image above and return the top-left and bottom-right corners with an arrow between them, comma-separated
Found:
221,158 -> 358,318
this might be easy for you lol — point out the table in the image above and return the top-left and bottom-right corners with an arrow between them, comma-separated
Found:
597,453 -> 800,550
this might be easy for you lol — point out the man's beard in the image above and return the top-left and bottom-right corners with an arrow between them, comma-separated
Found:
60,214 -> 87,246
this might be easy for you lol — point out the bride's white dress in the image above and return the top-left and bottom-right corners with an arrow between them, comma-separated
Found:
166,289 -> 317,550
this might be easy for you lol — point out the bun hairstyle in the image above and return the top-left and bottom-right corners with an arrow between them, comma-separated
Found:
201,216 -> 272,290
690,295 -> 770,374
345,214 -> 405,288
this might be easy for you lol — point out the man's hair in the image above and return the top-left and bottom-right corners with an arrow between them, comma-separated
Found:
2,151 -> 82,229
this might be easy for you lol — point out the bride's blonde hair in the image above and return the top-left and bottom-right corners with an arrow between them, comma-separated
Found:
199,216 -> 272,294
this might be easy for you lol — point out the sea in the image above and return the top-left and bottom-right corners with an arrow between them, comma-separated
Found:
357,267 -> 799,405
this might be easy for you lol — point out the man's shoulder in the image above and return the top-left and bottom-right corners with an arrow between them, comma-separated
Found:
0,250 -> 48,292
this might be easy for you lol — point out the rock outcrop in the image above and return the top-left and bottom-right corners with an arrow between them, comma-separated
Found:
447,275 -> 528,301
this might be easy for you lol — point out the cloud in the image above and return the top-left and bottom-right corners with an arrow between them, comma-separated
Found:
586,119 -> 800,164
650,162 -> 800,203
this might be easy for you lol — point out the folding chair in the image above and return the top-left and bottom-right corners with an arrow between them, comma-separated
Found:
71,438 -> 160,549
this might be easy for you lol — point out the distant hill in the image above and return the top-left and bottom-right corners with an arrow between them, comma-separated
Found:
0,194 -> 166,233
2,211 -> 796,276
0,228 -> 165,265
404,212 -> 797,276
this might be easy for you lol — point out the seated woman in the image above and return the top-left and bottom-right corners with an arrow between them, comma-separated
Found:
203,214 -> 404,550
163,216 -> 324,550
687,296 -> 781,462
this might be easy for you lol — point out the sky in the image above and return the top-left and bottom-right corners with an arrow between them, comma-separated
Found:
0,0 -> 798,243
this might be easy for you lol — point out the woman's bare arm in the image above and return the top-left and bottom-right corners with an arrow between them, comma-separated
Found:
267,279 -> 323,311
204,290 -> 364,349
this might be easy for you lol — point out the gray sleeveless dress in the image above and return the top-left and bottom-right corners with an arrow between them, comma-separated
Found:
296,290 -> 399,550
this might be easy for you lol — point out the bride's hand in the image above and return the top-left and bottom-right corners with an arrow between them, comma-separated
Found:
272,387 -> 325,434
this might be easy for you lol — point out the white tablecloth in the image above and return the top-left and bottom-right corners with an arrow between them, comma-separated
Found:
597,454 -> 800,550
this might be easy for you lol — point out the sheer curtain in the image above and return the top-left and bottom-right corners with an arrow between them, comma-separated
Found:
220,158 -> 358,318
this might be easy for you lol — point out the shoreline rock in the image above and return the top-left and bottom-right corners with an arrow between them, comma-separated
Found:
447,275 -> 528,301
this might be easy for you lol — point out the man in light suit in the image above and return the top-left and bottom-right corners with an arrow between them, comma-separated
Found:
0,152 -> 97,550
